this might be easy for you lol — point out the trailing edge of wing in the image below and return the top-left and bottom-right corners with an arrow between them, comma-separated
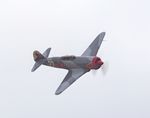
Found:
55,69 -> 88,95
81,32 -> 105,56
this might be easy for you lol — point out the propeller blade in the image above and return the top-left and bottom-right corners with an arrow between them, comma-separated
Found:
101,61 -> 109,75
92,70 -> 97,76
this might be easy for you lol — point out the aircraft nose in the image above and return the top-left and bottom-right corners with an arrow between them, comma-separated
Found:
98,60 -> 103,65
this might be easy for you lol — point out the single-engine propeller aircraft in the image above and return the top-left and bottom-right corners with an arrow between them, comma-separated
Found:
31,32 -> 106,95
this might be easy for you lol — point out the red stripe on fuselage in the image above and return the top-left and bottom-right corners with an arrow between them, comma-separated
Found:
54,63 -> 65,68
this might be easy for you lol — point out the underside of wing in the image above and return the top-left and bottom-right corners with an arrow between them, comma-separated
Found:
55,68 -> 88,95
81,32 -> 105,56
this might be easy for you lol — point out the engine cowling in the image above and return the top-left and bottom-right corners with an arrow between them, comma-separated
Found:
86,57 -> 103,69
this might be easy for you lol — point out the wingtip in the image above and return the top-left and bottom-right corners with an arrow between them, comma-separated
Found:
31,68 -> 34,72
31,70 -> 34,72
55,91 -> 62,95
96,32 -> 105,40
101,32 -> 106,36
55,88 -> 62,95
48,47 -> 51,50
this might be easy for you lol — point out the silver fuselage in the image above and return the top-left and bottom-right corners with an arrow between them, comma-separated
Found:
46,56 -> 92,69
45,56 -> 103,70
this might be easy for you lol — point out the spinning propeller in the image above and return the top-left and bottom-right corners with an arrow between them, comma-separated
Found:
92,61 -> 109,76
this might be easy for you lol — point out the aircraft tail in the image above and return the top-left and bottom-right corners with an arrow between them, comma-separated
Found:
31,48 -> 51,72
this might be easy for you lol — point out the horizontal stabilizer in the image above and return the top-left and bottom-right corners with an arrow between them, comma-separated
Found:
31,62 -> 42,72
31,48 -> 51,72
43,48 -> 51,58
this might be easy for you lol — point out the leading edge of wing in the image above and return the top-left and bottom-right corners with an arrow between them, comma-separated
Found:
81,32 -> 105,56
55,69 -> 88,95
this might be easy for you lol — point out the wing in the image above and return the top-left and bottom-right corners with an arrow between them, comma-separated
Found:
55,68 -> 88,95
81,32 -> 105,56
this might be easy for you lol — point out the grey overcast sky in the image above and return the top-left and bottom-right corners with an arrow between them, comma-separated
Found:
0,0 -> 150,118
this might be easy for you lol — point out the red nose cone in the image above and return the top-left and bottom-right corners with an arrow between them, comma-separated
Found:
86,57 -> 104,70
97,60 -> 103,65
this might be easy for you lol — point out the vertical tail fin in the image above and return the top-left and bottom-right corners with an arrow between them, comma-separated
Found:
31,48 -> 51,72
33,50 -> 44,62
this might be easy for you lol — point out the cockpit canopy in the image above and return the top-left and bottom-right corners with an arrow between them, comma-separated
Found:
61,55 -> 76,60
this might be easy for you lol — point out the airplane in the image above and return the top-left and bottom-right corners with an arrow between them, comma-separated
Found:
31,32 -> 106,95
